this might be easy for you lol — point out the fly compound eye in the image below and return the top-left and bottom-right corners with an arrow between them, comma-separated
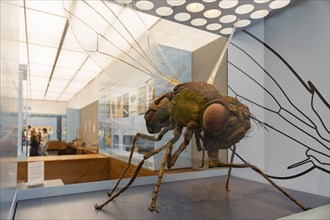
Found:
203,103 -> 227,134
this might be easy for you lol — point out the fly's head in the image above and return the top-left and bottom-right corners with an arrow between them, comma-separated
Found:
144,92 -> 173,134
202,96 -> 251,150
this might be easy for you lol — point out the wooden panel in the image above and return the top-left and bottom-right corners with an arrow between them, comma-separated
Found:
45,158 -> 109,184
17,162 -> 28,183
17,154 -> 110,184
109,157 -> 155,179
24,154 -> 108,162
48,141 -> 67,151
17,154 -> 156,185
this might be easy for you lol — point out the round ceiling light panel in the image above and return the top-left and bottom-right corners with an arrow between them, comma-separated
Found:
206,23 -> 222,31
135,0 -> 154,10
174,12 -> 191,21
204,9 -> 221,18
235,4 -> 255,14
250,9 -> 269,19
186,2 -> 205,13
156,7 -> 173,16
235,19 -> 251,27
219,0 -> 238,9
202,0 -> 217,3
191,18 -> 207,26
167,0 -> 186,6
269,0 -> 291,9
220,27 -> 233,35
254,0 -> 270,3
219,14 -> 237,23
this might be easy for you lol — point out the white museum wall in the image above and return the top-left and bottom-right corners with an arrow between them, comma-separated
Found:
229,0 -> 329,197
27,100 -> 67,115
263,0 -> 329,197
228,21 -> 266,172
67,72 -> 104,109
0,1 -> 19,219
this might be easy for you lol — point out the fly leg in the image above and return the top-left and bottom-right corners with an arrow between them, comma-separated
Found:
167,128 -> 193,169
106,133 -> 149,197
194,130 -> 205,168
225,144 -> 236,191
107,123 -> 175,197
149,128 -> 182,213
95,126 -> 179,210
215,162 -> 310,211
95,143 -> 168,210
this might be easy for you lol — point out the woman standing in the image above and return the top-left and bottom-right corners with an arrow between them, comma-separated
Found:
29,130 -> 39,156
37,131 -> 42,155
40,128 -> 50,156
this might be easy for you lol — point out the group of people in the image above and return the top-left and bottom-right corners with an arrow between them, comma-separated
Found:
27,125 -> 50,156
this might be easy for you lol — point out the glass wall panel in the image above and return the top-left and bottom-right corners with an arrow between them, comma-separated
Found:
0,1 -> 19,219
99,45 -> 192,170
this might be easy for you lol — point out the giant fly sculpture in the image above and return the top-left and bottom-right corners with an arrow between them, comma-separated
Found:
94,80 -> 308,212
61,0 -> 321,213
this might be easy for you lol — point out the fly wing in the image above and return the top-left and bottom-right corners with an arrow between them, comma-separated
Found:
228,30 -> 330,176
62,0 -> 179,87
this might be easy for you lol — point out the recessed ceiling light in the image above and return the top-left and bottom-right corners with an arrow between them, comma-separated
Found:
204,9 -> 221,18
219,0 -> 238,9
269,0 -> 291,9
235,4 -> 255,14
220,27 -> 233,35
254,0 -> 270,3
167,0 -> 186,7
202,0 -> 217,2
250,9 -> 269,19
174,12 -> 191,21
219,15 -> 237,23
191,18 -> 207,26
206,23 -> 222,31
186,2 -> 205,13
135,0 -> 154,10
156,7 -> 173,16
235,19 -> 251,27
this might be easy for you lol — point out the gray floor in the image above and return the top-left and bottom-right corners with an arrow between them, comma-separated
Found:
14,176 -> 329,220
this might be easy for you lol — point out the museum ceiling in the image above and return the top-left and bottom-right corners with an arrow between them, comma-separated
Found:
17,0 -> 296,102
126,0 -> 296,36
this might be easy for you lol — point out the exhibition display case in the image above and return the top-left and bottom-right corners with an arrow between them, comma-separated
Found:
98,44 -> 192,170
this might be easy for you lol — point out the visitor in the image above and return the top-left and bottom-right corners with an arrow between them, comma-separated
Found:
27,125 -> 31,145
29,130 -> 39,156
37,131 -> 42,155
40,128 -> 50,156
26,125 -> 32,156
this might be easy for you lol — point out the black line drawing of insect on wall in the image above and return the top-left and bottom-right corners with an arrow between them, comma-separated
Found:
228,30 -> 329,180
